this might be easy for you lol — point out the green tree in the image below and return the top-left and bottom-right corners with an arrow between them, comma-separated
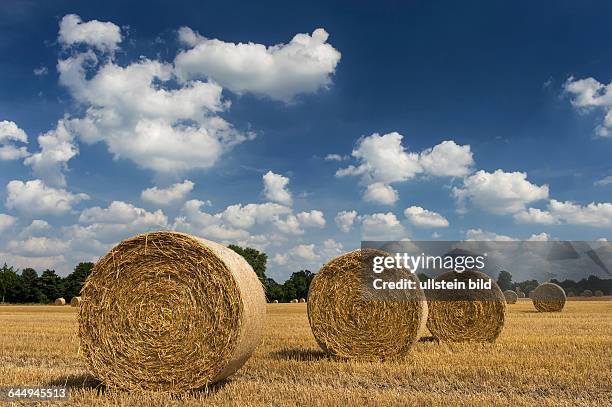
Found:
20,268 -> 46,303
228,245 -> 267,282
63,262 -> 94,300
497,270 -> 513,291
38,269 -> 62,303
282,270 -> 315,302
0,264 -> 20,303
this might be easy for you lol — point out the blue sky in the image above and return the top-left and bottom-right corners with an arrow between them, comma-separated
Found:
0,0 -> 611,280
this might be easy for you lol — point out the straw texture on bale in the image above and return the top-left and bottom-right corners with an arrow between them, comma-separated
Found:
426,270 -> 506,343
70,296 -> 82,307
503,290 -> 518,304
517,291 -> 525,298
531,283 -> 566,312
582,289 -> 593,297
594,290 -> 604,297
307,250 -> 428,360
54,297 -> 66,305
78,231 -> 266,392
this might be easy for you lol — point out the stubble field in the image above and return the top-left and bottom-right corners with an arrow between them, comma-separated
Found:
0,300 -> 611,406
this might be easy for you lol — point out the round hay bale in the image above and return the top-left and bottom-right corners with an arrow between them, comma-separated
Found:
516,291 -> 525,298
307,250 -> 428,360
299,298 -> 306,303
79,231 -> 266,392
594,290 -> 604,297
54,297 -> 66,305
272,300 -> 279,303
70,296 -> 82,307
426,270 -> 506,343
503,290 -> 518,304
531,283 -> 566,312
566,291 -> 575,297
290,299 -> 298,303
582,289 -> 593,297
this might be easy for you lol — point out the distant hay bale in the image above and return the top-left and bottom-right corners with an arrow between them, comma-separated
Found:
54,297 -> 66,305
566,291 -> 575,297
272,300 -> 279,303
299,298 -> 306,303
70,296 -> 82,307
290,299 -> 298,303
582,289 -> 593,297
426,270 -> 506,343
594,290 -> 604,297
531,283 -> 566,312
307,250 -> 428,360
79,231 -> 266,392
503,290 -> 518,304
516,291 -> 525,298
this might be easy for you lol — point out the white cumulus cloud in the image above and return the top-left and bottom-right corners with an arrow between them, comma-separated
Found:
360,212 -> 406,240
263,171 -> 292,205
363,182 -> 398,205
141,180 -> 195,206
58,14 -> 122,53
564,76 -> 612,138
296,210 -> 326,228
335,210 -> 358,233
0,120 -> 29,161
404,206 -> 449,228
452,169 -> 549,215
6,179 -> 89,216
174,27 -> 341,102
0,214 -> 17,232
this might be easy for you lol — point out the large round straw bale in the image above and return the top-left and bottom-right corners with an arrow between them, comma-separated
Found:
516,291 -> 525,298
54,297 -> 66,305
79,231 -> 266,392
426,270 -> 506,342
582,289 -> 593,297
70,296 -> 82,307
594,290 -> 604,297
307,250 -> 428,360
503,290 -> 518,304
531,283 -> 566,312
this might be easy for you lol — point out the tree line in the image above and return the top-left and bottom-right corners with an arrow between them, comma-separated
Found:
0,245 -> 314,304
495,270 -> 612,296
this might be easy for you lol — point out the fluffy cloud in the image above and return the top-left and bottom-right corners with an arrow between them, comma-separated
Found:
335,210 -> 358,233
363,182 -> 398,205
527,232 -> 550,241
76,201 -> 168,243
292,244 -> 318,262
564,76 -> 612,137
23,120 -> 77,186
548,199 -> 612,228
58,14 -> 122,52
418,140 -> 474,177
324,154 -> 346,161
221,202 -> 291,229
337,133 -> 474,204
174,27 -> 341,102
19,220 -> 52,237
465,228 -> 515,241
6,180 -> 89,216
7,237 -> 70,257
360,212 -> 406,240
452,170 -> 549,215
296,210 -> 326,228
141,180 -> 195,206
0,120 -> 29,160
513,207 -> 559,225
404,206 -> 449,228
0,214 -> 16,232
273,214 -> 303,235
263,171 -> 292,205
337,132 -> 421,184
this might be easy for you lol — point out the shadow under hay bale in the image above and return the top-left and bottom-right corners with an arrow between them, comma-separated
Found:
307,249 -> 428,360
272,348 -> 329,361
79,231 -> 266,393
426,270 -> 506,343
47,373 -> 105,391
